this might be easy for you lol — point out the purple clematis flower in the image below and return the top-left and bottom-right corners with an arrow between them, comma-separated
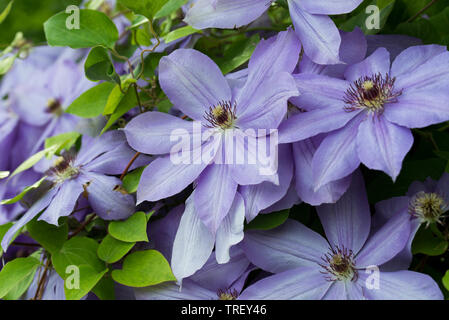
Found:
373,173 -> 449,271
1,131 -> 148,252
184,0 -> 363,64
280,45 -> 449,190
125,29 -> 300,237
240,172 -> 443,300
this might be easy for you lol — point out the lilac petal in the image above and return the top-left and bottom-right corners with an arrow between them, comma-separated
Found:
228,130 -> 279,186
312,115 -> 363,190
242,219 -> 329,273
373,196 -> 409,229
261,182 -> 301,214
236,73 -> 298,132
239,145 -> 293,222
75,130 -> 127,166
215,192 -> 245,263
383,90 -> 449,129
239,267 -> 331,300
279,106 -> 360,144
191,248 -> 250,292
124,112 -> 202,155
135,279 -> 216,300
194,164 -> 238,235
83,172 -> 135,221
407,178 -> 436,196
1,187 -> 58,251
359,271 -> 443,300
136,137 -> 220,203
356,211 -> 411,267
357,115 -> 413,181
247,28 -> 301,78
38,179 -> 84,225
184,0 -> 271,29
344,48 -> 391,82
291,73 -> 350,110
288,0 -> 341,65
317,171 -> 371,255
300,0 -> 362,15
394,51 -> 449,91
293,137 -> 352,206
322,281 -> 365,300
391,45 -> 447,78
148,204 -> 184,262
159,49 -> 232,121
11,86 -> 52,126
171,192 -> 215,282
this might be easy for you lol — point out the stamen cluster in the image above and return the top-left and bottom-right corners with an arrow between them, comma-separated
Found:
204,101 -> 237,129
409,191 -> 448,227
320,246 -> 357,282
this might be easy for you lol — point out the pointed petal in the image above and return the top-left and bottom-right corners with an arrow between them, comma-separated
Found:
171,192 -> 215,282
124,111 -> 202,155
345,48 -> 391,82
242,219 -> 329,273
391,45 -> 447,78
239,267 -> 331,300
194,164 -> 238,234
288,1 -> 341,65
357,115 -> 413,180
83,172 -> 135,221
215,192 -> 245,263
159,49 -> 231,121
184,0 -> 271,29
312,115 -> 363,190
135,279 -> 216,300
293,137 -> 352,206
356,211 -> 411,267
359,271 -> 443,300
300,0 -> 363,15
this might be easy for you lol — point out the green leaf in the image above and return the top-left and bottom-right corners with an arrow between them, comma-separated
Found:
0,0 -> 13,24
3,267 -> 37,300
65,265 -> 108,300
111,250 -> 175,287
246,209 -> 289,231
412,226 -> 449,256
66,82 -> 115,118
0,222 -> 13,257
443,270 -> 449,292
101,86 -> 138,134
154,0 -> 188,19
1,176 -> 47,205
97,235 -> 135,263
27,218 -> 69,254
44,132 -> 81,155
216,34 -> 260,74
108,211 -> 148,243
52,237 -> 107,300
0,55 -> 15,75
44,9 -> 119,49
10,145 -> 58,178
85,46 -> 120,83
143,52 -> 165,78
118,0 -> 168,20
0,171 -> 9,179
92,275 -> 115,300
0,256 -> 41,299
103,78 -> 137,115
157,99 -> 173,113
122,167 -> 145,194
164,25 -> 200,43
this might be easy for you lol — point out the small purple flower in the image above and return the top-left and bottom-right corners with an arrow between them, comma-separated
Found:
240,172 -> 443,300
1,131 -> 148,252
184,0 -> 363,64
374,173 -> 449,271
280,45 -> 449,189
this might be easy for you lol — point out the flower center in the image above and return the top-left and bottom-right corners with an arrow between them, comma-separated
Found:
217,289 -> 239,300
320,246 -> 357,282
409,191 -> 447,226
204,101 -> 237,129
47,154 -> 79,184
343,73 -> 402,113
46,98 -> 63,116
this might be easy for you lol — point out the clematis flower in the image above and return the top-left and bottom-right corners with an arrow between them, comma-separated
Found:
184,0 -> 363,64
125,29 -> 300,238
280,45 -> 449,189
373,173 -> 449,271
240,172 -> 443,300
1,131 -> 148,252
